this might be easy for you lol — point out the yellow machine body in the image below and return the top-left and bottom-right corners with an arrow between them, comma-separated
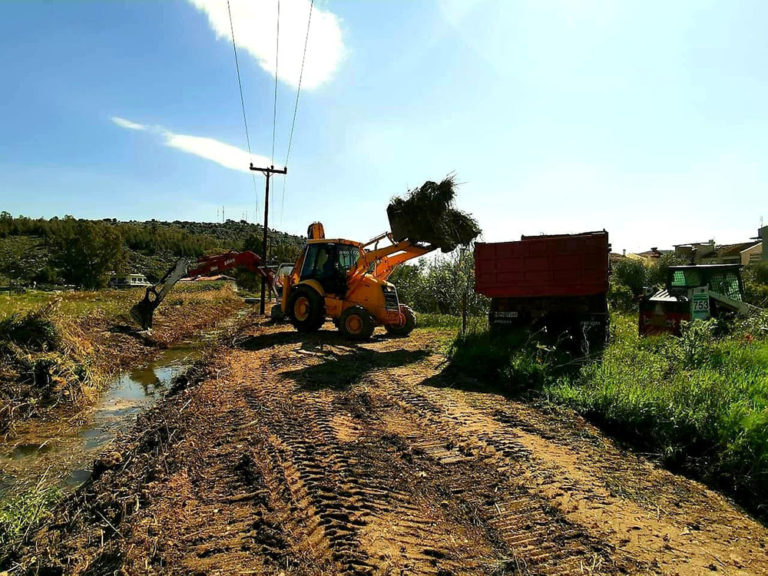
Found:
280,226 -> 433,337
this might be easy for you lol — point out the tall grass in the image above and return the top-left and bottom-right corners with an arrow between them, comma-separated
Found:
448,312 -> 768,516
547,314 -> 768,510
0,478 -> 61,557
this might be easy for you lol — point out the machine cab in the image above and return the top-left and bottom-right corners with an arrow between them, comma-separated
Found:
298,241 -> 361,296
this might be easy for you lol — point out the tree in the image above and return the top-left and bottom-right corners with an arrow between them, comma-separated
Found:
646,253 -> 687,288
54,221 -> 125,288
612,258 -> 647,296
389,246 -> 489,316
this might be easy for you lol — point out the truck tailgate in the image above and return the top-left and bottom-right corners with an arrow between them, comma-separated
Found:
474,232 -> 609,298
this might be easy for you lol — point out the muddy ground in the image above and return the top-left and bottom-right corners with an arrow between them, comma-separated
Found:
0,286 -> 243,438
10,320 -> 768,575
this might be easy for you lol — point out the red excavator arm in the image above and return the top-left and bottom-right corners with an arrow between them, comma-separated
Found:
187,251 -> 275,287
130,251 -> 275,330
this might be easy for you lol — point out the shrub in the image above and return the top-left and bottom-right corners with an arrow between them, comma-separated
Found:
547,315 -> 768,513
0,309 -> 59,351
612,258 -> 647,295
0,484 -> 61,556
390,249 -> 489,316
607,279 -> 635,311
646,253 -> 687,287
744,262 -> 768,307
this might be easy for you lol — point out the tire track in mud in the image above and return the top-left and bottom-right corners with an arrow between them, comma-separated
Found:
373,384 -> 642,575
242,377 -> 480,575
237,337 -> 637,575
14,325 -> 768,576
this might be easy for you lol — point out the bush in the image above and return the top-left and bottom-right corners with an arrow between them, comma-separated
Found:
646,253 -> 687,287
607,279 -> 634,311
0,309 -> 59,351
450,332 -> 544,392
390,248 -> 489,316
547,315 -> 768,514
744,262 -> 768,307
0,484 -> 61,557
612,259 -> 646,295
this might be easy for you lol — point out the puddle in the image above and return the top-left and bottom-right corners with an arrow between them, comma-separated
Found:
0,343 -> 201,501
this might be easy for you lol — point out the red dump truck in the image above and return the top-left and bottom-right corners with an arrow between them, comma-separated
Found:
474,231 -> 610,348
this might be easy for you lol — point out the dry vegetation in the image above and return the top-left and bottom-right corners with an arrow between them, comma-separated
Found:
7,321 -> 767,575
0,283 -> 243,437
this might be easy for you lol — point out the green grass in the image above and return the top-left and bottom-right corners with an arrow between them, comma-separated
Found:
417,313 -> 486,331
447,312 -> 768,516
0,482 -> 61,558
0,289 -> 139,321
0,280 -> 235,321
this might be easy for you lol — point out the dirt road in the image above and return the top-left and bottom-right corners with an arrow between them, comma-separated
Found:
17,321 -> 768,575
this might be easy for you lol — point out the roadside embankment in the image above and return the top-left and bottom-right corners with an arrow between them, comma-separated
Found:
0,282 -> 244,437
449,312 -> 768,520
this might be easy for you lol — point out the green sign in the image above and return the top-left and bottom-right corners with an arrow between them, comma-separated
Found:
691,289 -> 710,320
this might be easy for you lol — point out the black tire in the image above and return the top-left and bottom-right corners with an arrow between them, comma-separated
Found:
287,286 -> 325,333
385,305 -> 416,337
339,306 -> 375,340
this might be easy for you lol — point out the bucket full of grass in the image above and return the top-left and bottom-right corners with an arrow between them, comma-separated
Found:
387,175 -> 481,252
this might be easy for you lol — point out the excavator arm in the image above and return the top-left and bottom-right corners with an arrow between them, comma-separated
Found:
130,258 -> 191,330
130,251 -> 276,330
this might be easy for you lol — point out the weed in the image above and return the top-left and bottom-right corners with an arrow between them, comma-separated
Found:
0,478 -> 61,559
0,307 -> 60,351
449,312 -> 768,517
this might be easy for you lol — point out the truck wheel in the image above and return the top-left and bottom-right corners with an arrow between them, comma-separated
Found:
287,286 -> 325,332
339,306 -> 375,340
385,305 -> 416,337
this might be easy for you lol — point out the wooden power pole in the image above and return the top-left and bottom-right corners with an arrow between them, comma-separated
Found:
249,163 -> 287,314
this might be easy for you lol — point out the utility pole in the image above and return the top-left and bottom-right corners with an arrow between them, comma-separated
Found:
249,163 -> 287,314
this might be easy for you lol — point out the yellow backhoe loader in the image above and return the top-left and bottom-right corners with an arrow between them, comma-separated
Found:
280,222 -> 435,339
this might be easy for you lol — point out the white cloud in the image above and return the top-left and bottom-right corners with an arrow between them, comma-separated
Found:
111,116 -> 148,131
112,116 -> 275,173
164,132 -> 271,173
187,0 -> 344,89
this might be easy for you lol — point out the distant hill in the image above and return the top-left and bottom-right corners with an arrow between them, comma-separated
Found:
0,213 -> 304,286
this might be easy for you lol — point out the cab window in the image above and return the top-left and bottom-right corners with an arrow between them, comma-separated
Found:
336,244 -> 359,273
300,244 -> 334,280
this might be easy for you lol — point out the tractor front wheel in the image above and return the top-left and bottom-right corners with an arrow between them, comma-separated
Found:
385,305 -> 416,337
287,286 -> 325,332
339,306 -> 375,340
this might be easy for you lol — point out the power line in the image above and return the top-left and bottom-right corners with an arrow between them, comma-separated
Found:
227,0 -> 261,217
280,0 -> 314,222
227,0 -> 252,157
271,0 -> 281,166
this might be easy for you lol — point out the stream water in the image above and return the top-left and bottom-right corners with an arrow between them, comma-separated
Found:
0,343 -> 201,502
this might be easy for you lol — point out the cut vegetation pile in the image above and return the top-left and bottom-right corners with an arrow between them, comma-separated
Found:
0,283 -> 243,436
0,302 -> 96,435
387,175 -> 481,252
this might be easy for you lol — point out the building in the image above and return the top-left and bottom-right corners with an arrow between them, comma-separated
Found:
109,273 -> 151,288
627,247 -> 670,265
673,240 -> 715,264
759,226 -> 768,261
699,242 -> 762,266
670,236 -> 762,266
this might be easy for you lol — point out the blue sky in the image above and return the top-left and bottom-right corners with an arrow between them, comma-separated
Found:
1,0 -> 767,253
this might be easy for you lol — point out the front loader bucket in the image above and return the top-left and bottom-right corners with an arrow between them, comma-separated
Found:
130,288 -> 159,330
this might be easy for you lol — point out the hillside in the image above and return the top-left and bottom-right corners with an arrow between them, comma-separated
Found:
0,214 -> 304,286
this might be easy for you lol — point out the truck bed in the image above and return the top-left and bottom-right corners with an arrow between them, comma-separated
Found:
474,231 -> 609,298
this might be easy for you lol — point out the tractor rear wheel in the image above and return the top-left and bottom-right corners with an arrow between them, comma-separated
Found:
339,306 -> 375,340
385,305 -> 416,337
287,286 -> 325,332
